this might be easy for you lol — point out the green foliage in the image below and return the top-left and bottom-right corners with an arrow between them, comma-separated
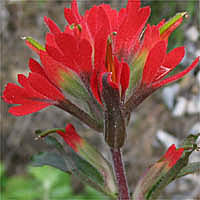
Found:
176,162 -> 200,178
24,37 -> 45,51
31,151 -> 71,173
0,162 -> 109,200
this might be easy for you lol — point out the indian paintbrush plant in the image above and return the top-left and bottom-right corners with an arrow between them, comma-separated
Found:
2,0 -> 200,199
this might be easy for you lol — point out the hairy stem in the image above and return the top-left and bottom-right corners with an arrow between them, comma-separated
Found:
111,148 -> 130,200
57,100 -> 103,132
123,86 -> 155,118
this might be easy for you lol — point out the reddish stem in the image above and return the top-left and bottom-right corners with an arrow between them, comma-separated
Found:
111,148 -> 130,200
56,100 -> 103,132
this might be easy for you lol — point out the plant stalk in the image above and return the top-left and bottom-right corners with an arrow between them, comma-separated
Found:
111,148 -> 130,200
57,100 -> 103,132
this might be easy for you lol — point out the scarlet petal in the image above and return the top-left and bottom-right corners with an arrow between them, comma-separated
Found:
54,33 -> 93,74
77,39 -> 92,73
142,24 -> 160,51
164,144 -> 184,168
65,124 -> 81,144
64,0 -> 82,25
29,58 -> 46,76
86,6 -> 100,37
126,0 -> 141,12
115,6 -> 150,54
153,57 -> 200,88
40,51 -> 65,86
113,57 -> 122,85
100,4 -> 118,32
28,73 -> 65,101
3,83 -> 29,104
18,74 -> 29,88
154,46 -> 185,81
142,41 -> 166,85
163,46 -> 185,69
170,148 -> 184,167
46,33 -> 58,48
55,33 -> 77,57
46,45 -> 64,63
54,33 -> 77,70
120,62 -> 130,97
56,124 -> 82,152
86,6 -> 110,66
94,26 -> 108,67
90,69 -> 102,104
44,16 -> 61,34
164,144 -> 176,159
87,6 -> 110,37
9,103 -> 50,116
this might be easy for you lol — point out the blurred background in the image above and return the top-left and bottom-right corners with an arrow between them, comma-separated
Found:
1,0 -> 200,199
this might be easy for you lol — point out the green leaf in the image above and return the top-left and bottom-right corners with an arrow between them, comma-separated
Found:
31,151 -> 71,173
41,136 -> 114,198
59,69 -> 90,100
23,36 -> 45,51
44,135 -> 64,151
159,12 -> 187,35
180,134 -> 200,151
176,162 -> 200,179
70,148 -> 104,186
58,69 -> 104,122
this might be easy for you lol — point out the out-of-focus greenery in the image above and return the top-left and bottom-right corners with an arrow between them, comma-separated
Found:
0,162 -> 108,200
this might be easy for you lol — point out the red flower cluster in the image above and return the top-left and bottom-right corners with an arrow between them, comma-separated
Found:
162,144 -> 184,168
3,58 -> 65,115
3,0 -> 199,117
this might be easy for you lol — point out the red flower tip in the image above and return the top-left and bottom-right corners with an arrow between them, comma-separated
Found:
56,124 -> 82,152
64,0 -> 82,25
163,144 -> 184,168
153,56 -> 200,88
2,61 -> 65,116
44,16 -> 61,34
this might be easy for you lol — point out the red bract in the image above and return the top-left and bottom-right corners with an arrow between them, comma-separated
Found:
3,0 -> 199,119
44,0 -> 199,104
3,58 -> 65,116
139,24 -> 199,89
162,144 -> 184,168
56,124 -> 82,152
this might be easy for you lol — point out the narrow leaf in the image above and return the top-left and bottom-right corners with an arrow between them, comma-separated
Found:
31,152 -> 71,173
40,136 -> 113,198
159,12 -> 187,35
23,36 -> 45,52
71,148 -> 104,186
44,136 -> 64,151
176,162 -> 200,179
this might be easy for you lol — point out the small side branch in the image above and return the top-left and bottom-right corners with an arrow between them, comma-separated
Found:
57,100 -> 103,132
